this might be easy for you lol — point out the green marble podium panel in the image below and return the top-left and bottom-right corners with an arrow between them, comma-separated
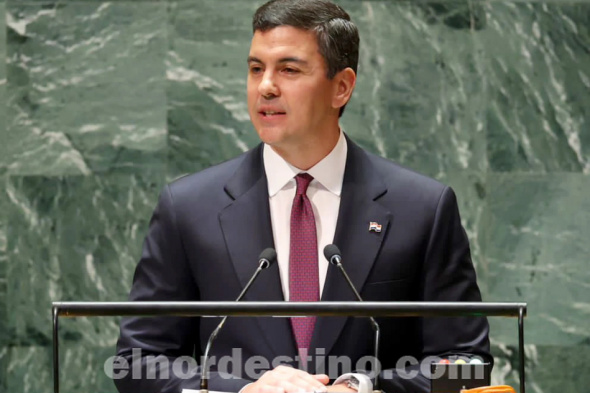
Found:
481,173 -> 590,345
1,1 -> 589,393
2,3 -> 168,176
479,3 -> 590,172
0,2 -> 6,391
0,1 -> 5,144
6,345 -> 119,393
343,1 -> 487,176
4,174 -> 163,346
167,1 -> 261,179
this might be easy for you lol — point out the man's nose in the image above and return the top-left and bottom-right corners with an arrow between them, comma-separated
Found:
258,71 -> 279,99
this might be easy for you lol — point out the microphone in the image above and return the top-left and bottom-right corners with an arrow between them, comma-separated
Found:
200,248 -> 277,393
323,244 -> 382,393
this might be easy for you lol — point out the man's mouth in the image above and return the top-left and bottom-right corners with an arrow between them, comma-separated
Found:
260,111 -> 286,117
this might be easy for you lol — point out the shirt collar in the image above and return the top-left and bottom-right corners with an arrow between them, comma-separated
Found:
263,130 -> 348,197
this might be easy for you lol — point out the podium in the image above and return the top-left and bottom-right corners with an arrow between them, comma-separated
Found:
51,301 -> 527,393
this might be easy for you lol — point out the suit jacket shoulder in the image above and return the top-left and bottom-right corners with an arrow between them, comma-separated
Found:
347,142 -> 455,233
365,149 -> 448,201
164,144 -> 265,214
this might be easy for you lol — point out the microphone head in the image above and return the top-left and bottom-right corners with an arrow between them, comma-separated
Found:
258,248 -> 277,269
323,244 -> 342,266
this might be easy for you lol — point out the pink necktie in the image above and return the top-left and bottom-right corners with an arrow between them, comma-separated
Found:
289,173 -> 319,353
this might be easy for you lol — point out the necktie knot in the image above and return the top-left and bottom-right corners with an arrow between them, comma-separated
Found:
295,173 -> 314,196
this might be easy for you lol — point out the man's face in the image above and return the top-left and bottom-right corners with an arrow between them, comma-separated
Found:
247,26 -> 340,152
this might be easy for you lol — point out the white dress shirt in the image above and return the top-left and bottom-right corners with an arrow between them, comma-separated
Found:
263,131 -> 347,301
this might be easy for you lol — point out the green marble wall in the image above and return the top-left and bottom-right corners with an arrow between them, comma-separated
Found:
0,1 -> 588,392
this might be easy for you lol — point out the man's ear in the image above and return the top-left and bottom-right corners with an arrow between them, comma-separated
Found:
332,67 -> 357,110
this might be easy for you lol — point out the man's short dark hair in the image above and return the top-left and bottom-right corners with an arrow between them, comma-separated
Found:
253,0 -> 360,116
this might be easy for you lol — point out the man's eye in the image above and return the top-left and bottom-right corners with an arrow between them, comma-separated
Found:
283,68 -> 299,74
250,66 -> 263,74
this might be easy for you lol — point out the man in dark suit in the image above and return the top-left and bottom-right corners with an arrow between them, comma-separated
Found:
115,1 -> 491,393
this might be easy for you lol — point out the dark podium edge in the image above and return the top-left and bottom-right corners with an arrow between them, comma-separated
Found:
51,301 -> 527,393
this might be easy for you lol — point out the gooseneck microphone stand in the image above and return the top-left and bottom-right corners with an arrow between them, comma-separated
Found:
200,248 -> 277,393
324,244 -> 382,393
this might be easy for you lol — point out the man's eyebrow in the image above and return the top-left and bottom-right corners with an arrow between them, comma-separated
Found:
277,57 -> 308,65
247,56 -> 262,64
247,56 -> 309,66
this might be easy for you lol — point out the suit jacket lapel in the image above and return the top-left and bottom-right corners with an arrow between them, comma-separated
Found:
310,138 -> 392,370
219,144 -> 297,360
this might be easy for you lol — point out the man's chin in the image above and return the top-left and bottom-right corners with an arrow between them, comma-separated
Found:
255,129 -> 288,147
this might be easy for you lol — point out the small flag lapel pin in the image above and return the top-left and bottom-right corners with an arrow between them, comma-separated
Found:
369,221 -> 382,233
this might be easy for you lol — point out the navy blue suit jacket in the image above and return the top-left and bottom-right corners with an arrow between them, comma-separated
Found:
115,136 -> 490,393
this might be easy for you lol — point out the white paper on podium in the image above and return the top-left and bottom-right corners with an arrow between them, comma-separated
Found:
182,391 -> 324,393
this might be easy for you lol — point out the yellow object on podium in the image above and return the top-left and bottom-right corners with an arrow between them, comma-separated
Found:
461,385 -> 516,393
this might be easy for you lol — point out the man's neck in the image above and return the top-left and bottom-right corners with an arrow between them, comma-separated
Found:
270,129 -> 340,170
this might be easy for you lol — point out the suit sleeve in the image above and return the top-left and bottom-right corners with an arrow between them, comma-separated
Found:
379,186 -> 491,393
114,185 -> 252,393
